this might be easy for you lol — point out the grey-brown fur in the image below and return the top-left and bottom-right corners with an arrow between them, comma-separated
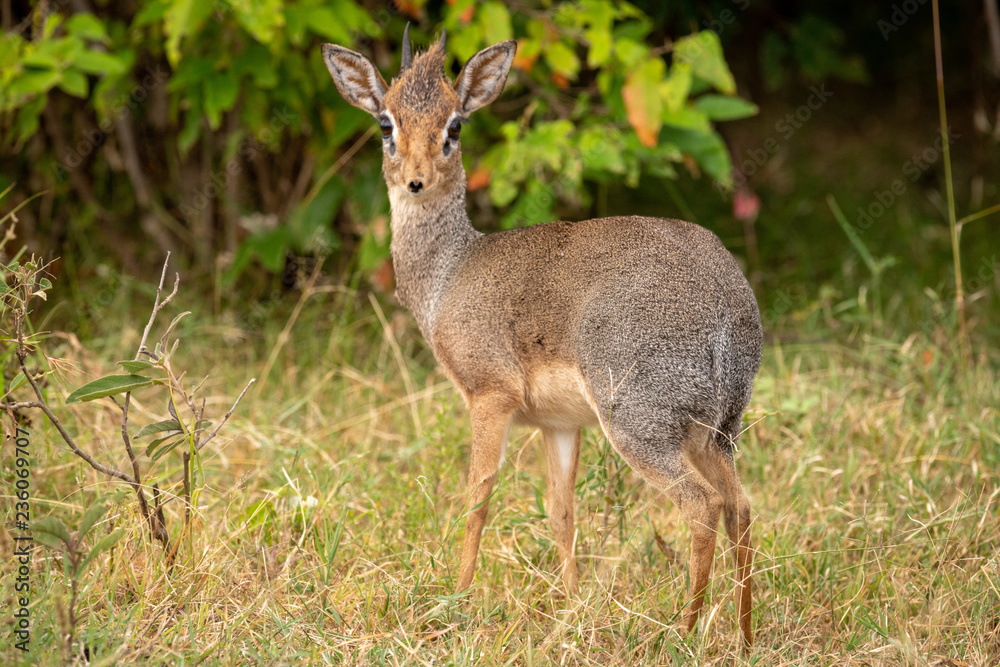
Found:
322,31 -> 761,650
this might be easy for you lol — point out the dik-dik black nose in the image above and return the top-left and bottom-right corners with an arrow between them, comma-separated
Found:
408,180 -> 423,193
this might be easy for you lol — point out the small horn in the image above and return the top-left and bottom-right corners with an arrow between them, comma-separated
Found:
438,27 -> 446,53
400,22 -> 412,72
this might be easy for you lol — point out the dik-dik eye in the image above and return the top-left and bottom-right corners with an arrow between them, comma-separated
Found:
447,118 -> 462,142
379,116 -> 392,138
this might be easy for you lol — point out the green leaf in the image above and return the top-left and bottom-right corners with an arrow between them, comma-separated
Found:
449,23 -> 484,63
659,125 -> 732,185
661,105 -> 711,134
33,517 -> 74,549
9,371 -> 28,392
133,0 -> 170,29
58,68 -> 88,98
77,500 -> 109,541
66,374 -> 156,404
660,62 -> 692,112
613,38 -> 647,69
116,359 -> 156,373
6,69 -> 62,100
303,6 -> 351,43
545,41 -> 580,79
673,30 -> 736,95
580,0 -> 615,68
204,70 -> 240,130
586,26 -> 612,68
229,0 -> 285,45
74,50 -> 127,76
134,420 -> 183,439
164,0 -> 213,68
479,2 -> 513,45
65,13 -> 108,42
79,529 -> 126,574
21,45 -> 62,69
147,434 -> 186,461
694,94 -> 759,121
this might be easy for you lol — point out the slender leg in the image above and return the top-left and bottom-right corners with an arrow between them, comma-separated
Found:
456,396 -> 513,591
676,478 -> 723,634
543,428 -> 581,593
618,446 -> 723,636
684,427 -> 754,649
722,484 -> 753,649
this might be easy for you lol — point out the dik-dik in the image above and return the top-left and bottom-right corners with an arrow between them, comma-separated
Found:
322,28 -> 762,648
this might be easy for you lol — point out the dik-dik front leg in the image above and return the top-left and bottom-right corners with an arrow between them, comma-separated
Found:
456,396 -> 514,591
543,428 -> 581,593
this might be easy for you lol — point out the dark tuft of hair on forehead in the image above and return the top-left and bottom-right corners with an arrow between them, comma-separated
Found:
391,38 -> 454,112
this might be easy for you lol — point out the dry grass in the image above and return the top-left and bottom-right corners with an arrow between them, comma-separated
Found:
2,287 -> 999,666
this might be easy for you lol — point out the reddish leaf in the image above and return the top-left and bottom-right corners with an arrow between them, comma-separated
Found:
467,166 -> 491,191
622,58 -> 664,147
395,0 -> 425,20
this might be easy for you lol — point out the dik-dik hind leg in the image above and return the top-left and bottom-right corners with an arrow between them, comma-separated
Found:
625,451 -> 723,636
724,484 -> 753,649
456,396 -> 514,591
671,472 -> 724,635
684,427 -> 754,648
543,429 -> 581,593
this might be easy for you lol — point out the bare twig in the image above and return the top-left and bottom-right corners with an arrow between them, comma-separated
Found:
137,253 -> 180,360
119,254 -> 182,552
197,377 -> 255,452
1,400 -> 44,411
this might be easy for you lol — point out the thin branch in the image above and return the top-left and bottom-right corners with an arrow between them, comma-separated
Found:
197,378 -> 255,452
137,253 -> 180,360
2,401 -> 44,411
119,387 -> 145,505
16,351 -> 135,485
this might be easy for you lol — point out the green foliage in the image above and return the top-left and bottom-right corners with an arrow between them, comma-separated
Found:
33,493 -> 128,578
0,13 -> 131,145
1,0 -> 755,287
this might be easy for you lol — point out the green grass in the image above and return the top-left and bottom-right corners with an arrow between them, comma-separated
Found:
3,277 -> 999,666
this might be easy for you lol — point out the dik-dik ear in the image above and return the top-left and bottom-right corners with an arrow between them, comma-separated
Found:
455,40 -> 517,115
322,44 -> 389,117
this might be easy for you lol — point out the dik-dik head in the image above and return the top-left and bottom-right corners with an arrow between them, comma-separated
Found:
322,28 -> 516,200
